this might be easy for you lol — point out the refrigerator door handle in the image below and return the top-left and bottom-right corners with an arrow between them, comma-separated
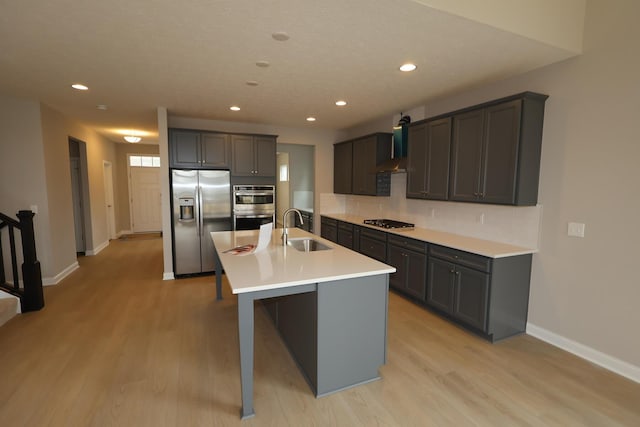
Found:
198,185 -> 204,236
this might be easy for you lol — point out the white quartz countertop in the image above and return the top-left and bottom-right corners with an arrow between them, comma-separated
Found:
210,228 -> 395,294
323,214 -> 537,258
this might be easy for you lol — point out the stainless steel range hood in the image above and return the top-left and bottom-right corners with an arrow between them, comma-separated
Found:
376,115 -> 410,174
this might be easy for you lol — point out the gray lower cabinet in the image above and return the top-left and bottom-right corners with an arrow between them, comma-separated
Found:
337,221 -> 355,250
231,134 -> 276,177
169,129 -> 230,169
427,244 -> 531,341
320,216 -> 338,243
386,235 -> 427,300
406,117 -> 451,200
358,227 -> 387,262
264,275 -> 388,396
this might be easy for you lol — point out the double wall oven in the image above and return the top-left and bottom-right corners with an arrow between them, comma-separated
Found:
233,185 -> 275,230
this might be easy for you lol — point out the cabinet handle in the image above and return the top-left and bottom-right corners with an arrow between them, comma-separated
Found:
455,271 -> 460,275
450,269 -> 455,274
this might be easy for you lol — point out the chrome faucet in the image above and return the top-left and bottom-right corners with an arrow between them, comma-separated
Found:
282,208 -> 303,245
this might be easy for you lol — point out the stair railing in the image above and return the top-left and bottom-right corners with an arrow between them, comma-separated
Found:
0,210 -> 44,312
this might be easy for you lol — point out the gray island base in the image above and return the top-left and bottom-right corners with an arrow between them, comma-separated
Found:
211,229 -> 393,419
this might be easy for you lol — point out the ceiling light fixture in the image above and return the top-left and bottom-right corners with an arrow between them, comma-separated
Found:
256,60 -> 270,68
246,80 -> 259,86
399,63 -> 417,72
306,117 -> 316,122
96,104 -> 108,110
230,106 -> 241,111
335,100 -> 347,106
124,136 -> 141,143
272,32 -> 290,41
71,83 -> 89,91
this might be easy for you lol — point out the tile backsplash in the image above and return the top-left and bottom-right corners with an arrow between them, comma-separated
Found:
320,174 -> 541,249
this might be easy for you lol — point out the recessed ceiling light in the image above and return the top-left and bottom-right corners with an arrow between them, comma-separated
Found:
256,60 -> 270,68
306,117 -> 316,122
335,100 -> 347,106
399,63 -> 417,72
246,80 -> 259,86
71,83 -> 89,91
124,136 -> 141,143
272,32 -> 290,41
230,106 -> 241,111
96,104 -> 108,110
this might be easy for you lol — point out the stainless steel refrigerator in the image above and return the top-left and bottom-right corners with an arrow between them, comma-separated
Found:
171,170 -> 231,275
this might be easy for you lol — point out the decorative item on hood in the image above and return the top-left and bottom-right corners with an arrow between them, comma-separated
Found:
375,113 -> 411,173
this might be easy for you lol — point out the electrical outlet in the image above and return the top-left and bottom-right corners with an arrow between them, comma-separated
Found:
567,222 -> 585,237
477,213 -> 485,224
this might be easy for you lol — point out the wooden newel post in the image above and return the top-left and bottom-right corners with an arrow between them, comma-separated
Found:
17,210 -> 44,311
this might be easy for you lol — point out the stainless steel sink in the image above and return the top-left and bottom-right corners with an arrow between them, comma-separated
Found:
287,238 -> 332,252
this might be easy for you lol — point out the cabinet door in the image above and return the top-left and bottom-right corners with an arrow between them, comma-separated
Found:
352,136 -> 377,195
406,123 -> 428,198
425,118 -> 452,200
481,100 -> 522,204
453,265 -> 489,332
170,130 -> 200,168
450,110 -> 484,202
334,142 -> 353,194
427,257 -> 455,313
405,250 -> 427,300
320,217 -> 338,243
337,223 -> 354,249
231,135 -> 255,176
255,136 -> 276,176
387,245 -> 407,291
201,133 -> 230,168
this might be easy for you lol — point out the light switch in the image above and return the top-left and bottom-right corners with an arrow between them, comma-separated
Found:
568,222 -> 585,237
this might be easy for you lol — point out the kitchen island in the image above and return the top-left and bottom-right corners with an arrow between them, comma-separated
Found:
210,228 -> 395,419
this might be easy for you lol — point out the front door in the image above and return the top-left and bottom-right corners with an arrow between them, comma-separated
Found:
130,166 -> 161,232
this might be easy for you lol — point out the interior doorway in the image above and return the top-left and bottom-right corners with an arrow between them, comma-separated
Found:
103,161 -> 116,240
68,138 -> 92,254
276,143 -> 315,230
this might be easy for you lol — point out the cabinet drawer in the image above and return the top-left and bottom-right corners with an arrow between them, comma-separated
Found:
387,234 -> 427,254
338,221 -> 353,232
429,245 -> 491,273
359,235 -> 386,262
360,227 -> 387,242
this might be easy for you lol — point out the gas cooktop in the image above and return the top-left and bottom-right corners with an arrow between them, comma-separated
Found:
363,219 -> 415,230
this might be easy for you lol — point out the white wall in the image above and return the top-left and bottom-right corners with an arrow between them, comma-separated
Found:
338,0 -> 640,378
0,95 -> 118,284
0,96 -> 52,278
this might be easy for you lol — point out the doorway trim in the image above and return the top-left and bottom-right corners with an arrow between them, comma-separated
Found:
103,160 -> 116,241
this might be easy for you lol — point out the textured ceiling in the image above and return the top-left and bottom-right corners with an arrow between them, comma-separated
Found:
0,0 -> 579,144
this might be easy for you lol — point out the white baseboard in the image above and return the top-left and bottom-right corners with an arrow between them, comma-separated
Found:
527,323 -> 640,384
117,229 -> 132,238
163,272 -> 175,280
86,240 -> 109,256
43,261 -> 79,286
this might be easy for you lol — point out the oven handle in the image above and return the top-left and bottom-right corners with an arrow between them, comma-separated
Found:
234,192 -> 273,197
234,213 -> 274,219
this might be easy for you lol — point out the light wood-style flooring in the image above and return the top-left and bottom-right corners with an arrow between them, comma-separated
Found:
1,237 -> 639,426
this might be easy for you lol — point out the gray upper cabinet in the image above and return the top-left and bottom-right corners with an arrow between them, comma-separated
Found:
406,117 -> 452,200
333,133 -> 391,196
170,129 -> 230,169
352,134 -> 392,196
201,133 -> 231,168
449,92 -> 547,206
333,141 -> 353,194
231,134 -> 276,177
